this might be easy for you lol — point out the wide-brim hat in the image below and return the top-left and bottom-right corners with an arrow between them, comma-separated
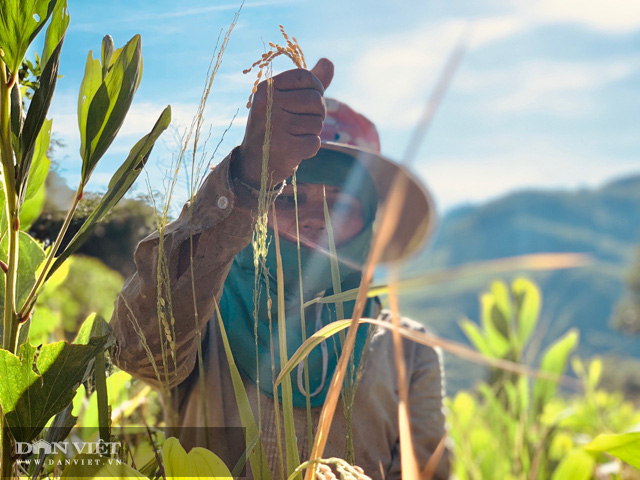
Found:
316,98 -> 436,263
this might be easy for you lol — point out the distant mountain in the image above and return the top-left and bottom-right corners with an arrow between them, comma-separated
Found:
399,174 -> 640,393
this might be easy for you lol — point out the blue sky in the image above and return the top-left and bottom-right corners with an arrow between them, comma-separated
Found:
42,0 -> 640,212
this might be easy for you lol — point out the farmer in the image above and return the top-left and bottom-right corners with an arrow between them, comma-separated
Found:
111,58 -> 449,479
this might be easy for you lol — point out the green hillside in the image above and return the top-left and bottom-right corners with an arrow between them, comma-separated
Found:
400,174 -> 640,393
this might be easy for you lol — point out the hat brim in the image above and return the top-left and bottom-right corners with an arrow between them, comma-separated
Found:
319,141 -> 437,263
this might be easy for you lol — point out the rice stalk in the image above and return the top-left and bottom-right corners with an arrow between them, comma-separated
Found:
292,172 -> 314,453
273,205 -> 302,478
183,8 -> 241,443
321,191 -> 357,464
305,171 -> 410,479
243,25 -> 306,108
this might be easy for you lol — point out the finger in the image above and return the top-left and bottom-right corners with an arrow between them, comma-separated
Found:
275,88 -> 325,116
273,133 -> 321,161
310,58 -> 334,91
281,110 -> 324,136
272,68 -> 325,93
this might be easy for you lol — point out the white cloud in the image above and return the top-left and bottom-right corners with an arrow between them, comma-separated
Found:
417,148 -> 640,211
456,58 -> 638,116
337,17 -> 528,130
530,0 -> 640,33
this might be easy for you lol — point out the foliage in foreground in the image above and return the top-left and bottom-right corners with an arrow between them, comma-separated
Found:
449,278 -> 640,479
0,0 -> 170,476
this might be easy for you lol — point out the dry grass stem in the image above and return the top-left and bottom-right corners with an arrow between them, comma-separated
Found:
388,280 -> 420,479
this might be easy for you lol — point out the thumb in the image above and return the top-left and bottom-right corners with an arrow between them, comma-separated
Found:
310,58 -> 334,92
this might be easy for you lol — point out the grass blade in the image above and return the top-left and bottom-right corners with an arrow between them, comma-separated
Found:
272,206 -> 302,478
304,253 -> 590,308
214,301 -> 272,480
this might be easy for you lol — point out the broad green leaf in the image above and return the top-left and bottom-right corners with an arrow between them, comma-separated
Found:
459,319 -> 495,357
0,0 -> 58,74
513,277 -> 540,347
0,333 -> 109,443
550,449 -> 594,480
74,312 -> 112,346
214,302 -> 272,480
532,329 -> 578,415
101,34 -> 115,80
0,232 -> 45,313
41,0 -> 69,67
19,180 -> 46,229
19,31 -> 64,191
24,117 -> 51,200
490,281 -> 512,335
77,52 -> 102,161
588,358 -> 602,390
49,105 -> 171,278
585,432 -> 640,468
80,35 -> 143,180
61,455 -> 147,479
163,437 -> 233,478
10,82 -> 23,152
32,403 -> 78,479
480,294 -> 510,357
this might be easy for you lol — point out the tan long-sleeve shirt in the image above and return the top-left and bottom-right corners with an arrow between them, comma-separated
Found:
110,149 -> 450,479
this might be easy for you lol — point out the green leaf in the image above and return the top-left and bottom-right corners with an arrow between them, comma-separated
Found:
24,117 -> 51,201
41,0 -> 68,67
79,34 -> 143,181
77,52 -> 102,162
101,35 -> 115,80
19,33 -> 63,196
49,105 -> 171,278
459,319 -> 495,357
585,432 -> 640,468
163,437 -> 233,478
588,358 -> 602,390
19,180 -> 46,230
512,277 -> 540,348
550,449 -> 595,480
0,333 -> 110,443
10,82 -> 23,151
480,294 -> 510,358
0,232 -> 45,314
490,280 -> 512,334
532,329 -> 578,415
0,0 -> 58,74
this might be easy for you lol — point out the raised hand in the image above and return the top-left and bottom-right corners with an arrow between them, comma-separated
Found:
234,58 -> 334,188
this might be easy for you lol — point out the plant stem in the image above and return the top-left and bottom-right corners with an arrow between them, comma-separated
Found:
17,185 -> 83,319
0,59 -> 18,480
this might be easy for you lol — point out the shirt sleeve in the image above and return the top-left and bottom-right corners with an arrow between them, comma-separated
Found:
110,148 -> 270,390
408,343 -> 450,479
